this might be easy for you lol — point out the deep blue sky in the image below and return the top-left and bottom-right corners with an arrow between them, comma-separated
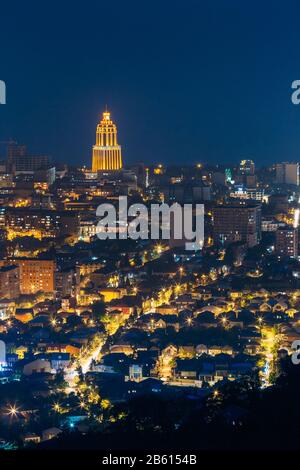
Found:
1,0 -> 300,167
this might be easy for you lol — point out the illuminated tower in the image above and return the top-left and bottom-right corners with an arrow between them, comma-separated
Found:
92,110 -> 123,171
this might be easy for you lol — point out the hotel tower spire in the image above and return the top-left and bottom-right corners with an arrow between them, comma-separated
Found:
92,110 -> 123,171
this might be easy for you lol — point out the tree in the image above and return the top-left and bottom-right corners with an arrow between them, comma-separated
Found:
91,301 -> 106,319
53,370 -> 68,392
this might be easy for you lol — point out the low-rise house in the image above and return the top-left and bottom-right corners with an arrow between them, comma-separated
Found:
237,310 -> 254,326
42,427 -> 62,442
28,314 -> 49,328
239,328 -> 261,341
98,287 -> 127,303
176,359 -> 199,379
44,343 -> 80,356
22,433 -> 41,445
137,314 -> 167,331
155,304 -> 178,315
174,294 -> 195,309
23,358 -> 52,376
137,313 -> 179,332
192,288 -> 212,301
196,344 -> 208,355
100,353 -> 130,375
127,377 -> 163,395
259,302 -> 272,312
197,305 -> 223,316
110,344 -> 134,355
230,354 -> 257,374
226,312 -> 244,328
108,295 -> 142,316
128,364 -> 144,382
15,308 -> 33,323
194,312 -> 218,328
48,352 -> 70,371
208,345 -> 224,356
178,345 -> 195,358
69,328 -> 97,345
244,343 -> 260,355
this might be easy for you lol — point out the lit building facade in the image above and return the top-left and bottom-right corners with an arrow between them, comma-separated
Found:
275,226 -> 298,258
239,159 -> 255,176
4,208 -> 79,239
213,203 -> 262,247
229,185 -> 266,202
13,259 -> 55,294
92,111 -> 123,172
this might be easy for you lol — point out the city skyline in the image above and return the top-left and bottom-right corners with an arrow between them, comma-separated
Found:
2,109 -> 300,171
2,1 -> 300,167
2,0 -> 300,460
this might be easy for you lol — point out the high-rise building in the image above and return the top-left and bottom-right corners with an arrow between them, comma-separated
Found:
213,203 -> 261,247
239,159 -> 255,176
7,142 -> 51,174
0,207 -> 5,227
4,208 -> 79,239
0,265 -> 20,299
55,269 -> 76,298
7,142 -> 27,162
269,193 -> 289,213
162,182 -> 211,203
13,259 -> 55,294
275,162 -> 299,186
92,111 -> 123,172
275,226 -> 298,258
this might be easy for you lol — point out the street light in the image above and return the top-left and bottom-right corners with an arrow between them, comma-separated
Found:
52,402 -> 61,413
6,404 -> 19,417
156,244 -> 163,255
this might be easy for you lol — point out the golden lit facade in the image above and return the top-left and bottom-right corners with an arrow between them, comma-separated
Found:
92,111 -> 123,171
14,259 -> 55,294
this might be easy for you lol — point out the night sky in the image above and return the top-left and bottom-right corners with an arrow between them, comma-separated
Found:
1,0 -> 300,167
